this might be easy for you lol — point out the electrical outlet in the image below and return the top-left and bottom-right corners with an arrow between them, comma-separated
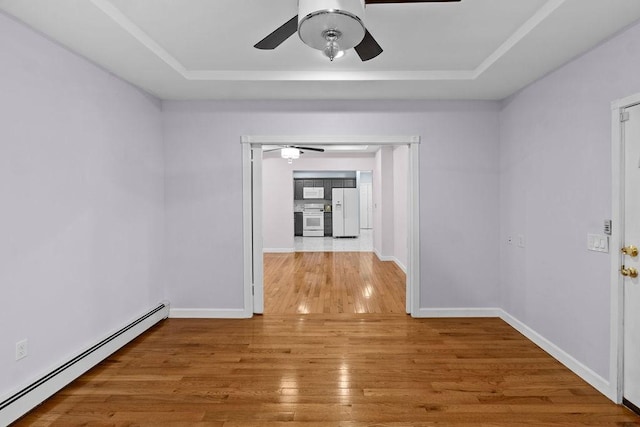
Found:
16,339 -> 28,361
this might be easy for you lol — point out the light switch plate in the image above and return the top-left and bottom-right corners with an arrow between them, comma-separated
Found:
587,234 -> 609,253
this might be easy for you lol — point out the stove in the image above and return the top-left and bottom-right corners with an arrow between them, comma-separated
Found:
302,203 -> 324,237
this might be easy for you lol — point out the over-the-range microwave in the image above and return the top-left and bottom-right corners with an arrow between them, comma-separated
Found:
303,187 -> 324,199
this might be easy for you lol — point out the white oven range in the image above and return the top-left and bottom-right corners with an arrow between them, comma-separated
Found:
302,203 -> 324,237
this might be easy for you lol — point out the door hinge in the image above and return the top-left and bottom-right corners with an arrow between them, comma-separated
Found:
621,112 -> 630,122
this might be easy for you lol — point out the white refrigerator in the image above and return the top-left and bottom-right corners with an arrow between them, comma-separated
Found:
332,188 -> 360,237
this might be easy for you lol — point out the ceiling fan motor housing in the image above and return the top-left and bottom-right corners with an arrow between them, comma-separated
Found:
298,0 -> 366,51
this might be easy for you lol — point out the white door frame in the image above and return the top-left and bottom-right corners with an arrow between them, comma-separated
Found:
241,135 -> 421,316
610,93 -> 640,403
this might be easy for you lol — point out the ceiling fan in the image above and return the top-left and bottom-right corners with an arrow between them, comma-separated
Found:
263,145 -> 326,163
254,0 -> 461,61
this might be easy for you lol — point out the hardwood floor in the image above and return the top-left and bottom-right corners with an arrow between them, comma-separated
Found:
12,254 -> 640,425
264,252 -> 406,314
15,316 -> 640,426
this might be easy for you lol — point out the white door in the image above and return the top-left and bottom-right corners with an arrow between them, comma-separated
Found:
622,103 -> 640,410
360,183 -> 373,229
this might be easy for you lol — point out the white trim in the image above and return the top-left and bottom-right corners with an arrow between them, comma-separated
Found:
242,135 -> 420,317
252,148 -> 264,314
393,258 -> 407,274
373,248 -> 394,262
414,308 -> 502,318
241,135 -> 419,145
372,250 -> 406,272
188,70 -> 475,81
263,248 -> 295,253
501,310 -> 613,400
610,93 -> 640,404
294,249 -> 374,253
611,98 -> 625,404
0,302 -> 169,426
474,0 -> 566,77
241,143 -> 254,318
408,143 -> 420,316
169,308 -> 250,319
89,0 -> 188,75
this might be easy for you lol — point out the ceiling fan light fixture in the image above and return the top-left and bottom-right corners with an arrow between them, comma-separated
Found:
281,147 -> 301,162
323,42 -> 342,61
298,0 -> 366,59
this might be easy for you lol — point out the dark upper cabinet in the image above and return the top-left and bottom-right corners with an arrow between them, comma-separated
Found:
294,177 -> 354,201
294,212 -> 303,236
331,179 -> 344,188
324,180 -> 332,200
302,179 -> 323,188
294,179 -> 304,200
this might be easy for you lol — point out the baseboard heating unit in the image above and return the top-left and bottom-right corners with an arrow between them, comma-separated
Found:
0,301 -> 170,425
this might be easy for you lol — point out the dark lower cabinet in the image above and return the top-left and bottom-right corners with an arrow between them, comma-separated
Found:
294,212 -> 303,236
324,212 -> 332,236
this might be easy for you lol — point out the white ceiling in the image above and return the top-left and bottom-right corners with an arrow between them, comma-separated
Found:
2,0 -> 640,100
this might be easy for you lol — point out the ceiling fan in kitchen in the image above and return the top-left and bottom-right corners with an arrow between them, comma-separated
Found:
254,0 -> 461,61
263,145 -> 325,163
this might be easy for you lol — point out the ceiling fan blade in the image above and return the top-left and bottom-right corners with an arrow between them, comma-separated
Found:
365,0 -> 460,3
254,15 -> 299,50
354,30 -> 383,61
292,146 -> 325,152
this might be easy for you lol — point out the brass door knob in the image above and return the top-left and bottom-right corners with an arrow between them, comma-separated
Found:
622,245 -> 639,257
621,266 -> 638,278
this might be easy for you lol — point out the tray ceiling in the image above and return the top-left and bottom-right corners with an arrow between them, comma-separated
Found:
2,0 -> 640,100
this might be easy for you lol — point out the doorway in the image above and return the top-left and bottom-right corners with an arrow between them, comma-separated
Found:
292,170 -> 372,253
611,94 -> 640,411
242,135 -> 420,316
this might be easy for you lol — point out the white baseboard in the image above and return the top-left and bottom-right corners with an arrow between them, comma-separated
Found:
392,257 -> 407,273
374,249 -> 390,261
412,307 -> 613,400
414,307 -> 502,318
0,302 -> 170,426
263,248 -> 294,253
499,310 -> 612,400
169,308 -> 251,319
371,250 -> 406,273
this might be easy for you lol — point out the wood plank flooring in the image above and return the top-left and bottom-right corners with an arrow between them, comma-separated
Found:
15,316 -> 640,426
264,252 -> 406,314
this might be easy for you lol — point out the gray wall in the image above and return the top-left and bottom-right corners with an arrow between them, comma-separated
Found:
0,13 -> 164,398
162,101 -> 501,310
499,20 -> 640,380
